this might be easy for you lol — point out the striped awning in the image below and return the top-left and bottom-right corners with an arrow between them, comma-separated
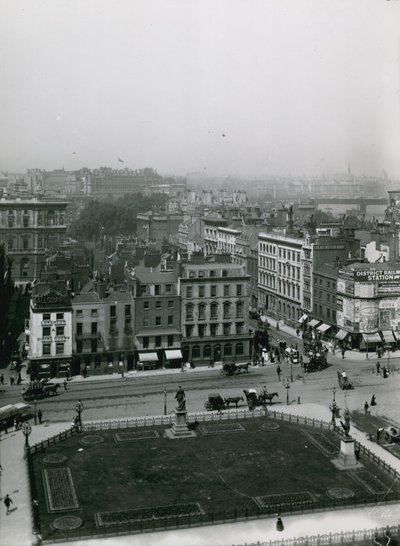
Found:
165,349 -> 182,360
308,319 -> 321,328
138,352 -> 158,362
298,314 -> 308,324
317,323 -> 332,333
380,330 -> 395,342
362,333 -> 382,344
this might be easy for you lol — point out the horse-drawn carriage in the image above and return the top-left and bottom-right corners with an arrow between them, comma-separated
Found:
221,362 -> 251,376
243,388 -> 278,410
204,393 -> 244,411
337,372 -> 354,390
21,379 -> 60,401
381,426 -> 400,443
306,351 -> 328,372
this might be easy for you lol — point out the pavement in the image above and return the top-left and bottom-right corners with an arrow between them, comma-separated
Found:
1,319 -> 400,546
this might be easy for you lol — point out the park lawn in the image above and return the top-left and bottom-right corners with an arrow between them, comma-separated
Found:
31,417 -> 400,539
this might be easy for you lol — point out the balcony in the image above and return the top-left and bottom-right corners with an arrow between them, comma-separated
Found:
76,332 -> 101,340
41,320 -> 53,326
55,319 -> 66,325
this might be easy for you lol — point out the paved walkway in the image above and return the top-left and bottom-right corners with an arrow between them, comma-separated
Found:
1,403 -> 400,546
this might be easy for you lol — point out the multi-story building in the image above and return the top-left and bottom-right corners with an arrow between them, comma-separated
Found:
258,232 -> 303,325
203,212 -> 228,255
28,285 -> 73,379
336,262 -> 400,350
0,196 -> 69,284
179,257 -> 251,364
217,226 -> 242,255
125,264 -> 182,369
312,262 -> 340,336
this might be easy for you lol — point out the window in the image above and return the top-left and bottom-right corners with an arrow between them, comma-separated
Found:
185,325 -> 193,337
125,305 -> 131,316
198,271 -> 205,278
210,303 -> 218,319
143,337 -> 149,349
91,322 -> 97,334
186,286 -> 193,298
91,309 -> 98,317
223,323 -> 231,335
76,340 -> 83,353
140,285 -> 147,295
236,323 -> 243,334
198,325 -> 205,337
76,323 -> 83,335
168,300 -> 174,308
22,237 -> 29,250
143,301 -> 149,310
167,315 -> 174,326
110,305 -> 116,317
223,302 -> 231,319
155,336 -> 162,347
222,270 -> 228,277
224,343 -> 232,356
43,313 -> 51,320
43,343 -> 51,355
236,342 -> 244,355
91,339 -> 97,352
42,327 -> 51,337
198,303 -> 206,321
56,326 -> 64,336
155,316 -> 162,326
192,345 -> 201,358
198,285 -> 205,297
236,302 -> 243,318
56,313 -> 64,320
210,324 -> 218,336
156,300 -> 162,309
224,285 -> 230,297
236,284 -> 242,296
166,284 -> 172,293
143,317 -> 149,327
204,345 -> 212,358
167,335 -> 174,347
76,309 -> 83,317
155,285 -> 160,295
211,285 -> 217,297
56,343 -> 64,355
186,304 -> 193,321
210,270 -> 215,277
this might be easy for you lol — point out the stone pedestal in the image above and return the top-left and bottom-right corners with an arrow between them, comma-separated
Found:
332,436 -> 361,470
164,409 -> 197,439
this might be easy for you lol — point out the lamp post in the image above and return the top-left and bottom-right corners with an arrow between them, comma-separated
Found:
119,354 -> 124,378
22,422 -> 32,457
385,344 -> 391,373
34,399 -> 37,425
75,401 -> 84,431
163,388 -> 167,416
290,358 -> 293,382
329,387 -> 338,425
283,378 -> 291,405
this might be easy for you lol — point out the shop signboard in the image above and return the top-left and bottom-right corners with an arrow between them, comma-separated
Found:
354,269 -> 400,284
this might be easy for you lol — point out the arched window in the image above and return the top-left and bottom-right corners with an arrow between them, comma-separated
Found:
278,301 -> 281,312
204,345 -> 212,358
182,345 -> 190,362
283,303 -> 286,315
224,343 -> 232,357
235,342 -> 244,356
22,237 -> 29,250
222,270 -> 228,277
192,345 -> 201,359
7,212 -> 15,228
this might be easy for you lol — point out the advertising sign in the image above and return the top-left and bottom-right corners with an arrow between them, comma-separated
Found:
354,269 -> 400,284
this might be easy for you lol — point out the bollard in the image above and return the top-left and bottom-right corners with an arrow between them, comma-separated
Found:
298,396 -> 301,404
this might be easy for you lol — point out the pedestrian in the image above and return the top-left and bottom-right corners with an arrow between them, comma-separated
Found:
0,373 -> 4,385
4,494 -> 13,515
341,348 -> 345,359
63,379 -> 67,391
10,376 -> 14,386
0,464 -> 3,476
377,427 -> 384,442
354,446 -> 360,464
17,373 -> 22,385
364,401 -> 369,415
83,367 -> 87,378
382,366 -> 389,379
370,394 -> 376,406
376,361 -> 381,375
296,327 -> 300,337
38,409 -> 43,424
276,516 -> 284,531
276,365 -> 282,381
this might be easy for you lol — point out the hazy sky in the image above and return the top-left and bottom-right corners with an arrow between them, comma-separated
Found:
0,0 -> 399,178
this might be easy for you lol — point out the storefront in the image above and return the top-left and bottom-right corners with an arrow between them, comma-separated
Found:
164,349 -> 183,369
316,323 -> 333,340
138,352 -> 159,370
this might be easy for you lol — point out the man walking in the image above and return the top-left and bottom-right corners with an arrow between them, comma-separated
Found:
276,365 -> 282,381
4,494 -> 13,515
376,361 -> 381,375
63,379 -> 67,391
0,373 -> 4,385
38,408 -> 43,424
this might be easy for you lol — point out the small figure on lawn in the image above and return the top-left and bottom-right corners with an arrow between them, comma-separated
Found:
364,401 -> 369,415
175,385 -> 186,411
276,516 -> 284,531
370,394 -> 376,406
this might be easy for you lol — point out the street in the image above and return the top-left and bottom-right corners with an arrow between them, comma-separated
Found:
1,349 -> 400,427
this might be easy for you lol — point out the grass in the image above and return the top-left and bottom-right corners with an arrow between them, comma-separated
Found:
31,417 -> 400,540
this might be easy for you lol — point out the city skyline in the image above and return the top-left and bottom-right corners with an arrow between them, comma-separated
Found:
0,0 -> 399,178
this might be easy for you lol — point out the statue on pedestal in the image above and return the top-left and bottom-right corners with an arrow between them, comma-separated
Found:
175,386 -> 186,412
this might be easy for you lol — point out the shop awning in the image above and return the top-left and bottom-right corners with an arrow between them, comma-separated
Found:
165,349 -> 182,360
298,314 -> 308,324
362,333 -> 382,344
138,352 -> 159,362
393,331 -> 400,341
317,323 -> 332,333
335,329 -> 349,341
380,330 -> 395,342
308,319 -> 321,328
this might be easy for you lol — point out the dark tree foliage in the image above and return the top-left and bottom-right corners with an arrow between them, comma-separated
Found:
69,193 -> 168,241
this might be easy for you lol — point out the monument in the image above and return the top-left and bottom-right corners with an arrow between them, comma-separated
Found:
332,419 -> 360,469
165,386 -> 197,439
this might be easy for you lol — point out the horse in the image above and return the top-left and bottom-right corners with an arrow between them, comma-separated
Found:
43,383 -> 60,396
236,363 -> 250,373
260,392 -> 279,405
224,396 -> 244,408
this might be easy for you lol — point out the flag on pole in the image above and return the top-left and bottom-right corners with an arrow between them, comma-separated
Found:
118,157 -> 124,163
